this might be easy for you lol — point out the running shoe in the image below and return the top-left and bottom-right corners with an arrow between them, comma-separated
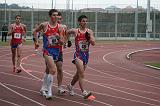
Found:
45,90 -> 53,100
16,68 -> 22,73
57,87 -> 66,95
67,84 -> 75,96
40,90 -> 48,97
13,66 -> 16,73
83,90 -> 95,100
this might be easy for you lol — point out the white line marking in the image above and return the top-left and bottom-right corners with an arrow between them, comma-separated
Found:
0,82 -> 45,106
0,98 -> 21,106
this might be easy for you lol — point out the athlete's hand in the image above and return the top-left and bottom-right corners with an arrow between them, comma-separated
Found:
85,31 -> 90,41
67,40 -> 72,47
23,38 -> 26,42
63,43 -> 67,48
35,43 -> 39,49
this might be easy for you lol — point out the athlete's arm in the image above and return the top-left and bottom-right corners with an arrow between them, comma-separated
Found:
23,24 -> 27,41
33,23 -> 44,49
88,29 -> 95,46
62,25 -> 68,43
58,25 -> 65,45
7,24 -> 13,45
66,28 -> 76,41
7,24 -> 13,36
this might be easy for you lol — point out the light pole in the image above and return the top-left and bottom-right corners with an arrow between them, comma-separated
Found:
54,0 -> 56,9
146,0 -> 151,40
51,0 -> 53,9
134,0 -> 138,40
4,0 -> 7,24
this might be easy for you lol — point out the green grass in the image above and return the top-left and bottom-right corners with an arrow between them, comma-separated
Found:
145,63 -> 160,68
0,41 -> 10,46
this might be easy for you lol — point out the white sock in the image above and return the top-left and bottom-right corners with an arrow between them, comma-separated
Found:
41,73 -> 48,91
47,74 -> 53,93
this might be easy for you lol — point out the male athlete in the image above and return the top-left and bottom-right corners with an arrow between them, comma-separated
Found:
8,15 -> 27,73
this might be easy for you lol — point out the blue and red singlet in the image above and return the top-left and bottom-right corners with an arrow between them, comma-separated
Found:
43,23 -> 62,61
73,28 -> 90,65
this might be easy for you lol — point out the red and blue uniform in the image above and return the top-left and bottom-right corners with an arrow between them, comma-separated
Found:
72,28 -> 90,65
11,25 -> 24,48
43,23 -> 62,61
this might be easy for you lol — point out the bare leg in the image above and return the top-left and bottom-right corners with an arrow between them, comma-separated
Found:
56,61 -> 63,87
16,44 -> 22,69
70,71 -> 79,86
11,48 -> 16,71
74,58 -> 85,92
43,55 -> 57,99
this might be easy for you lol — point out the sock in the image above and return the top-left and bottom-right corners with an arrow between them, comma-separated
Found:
47,74 -> 53,93
41,73 -> 48,91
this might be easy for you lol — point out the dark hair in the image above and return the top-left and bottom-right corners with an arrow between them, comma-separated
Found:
48,9 -> 58,16
15,15 -> 21,19
58,11 -> 62,16
78,15 -> 88,22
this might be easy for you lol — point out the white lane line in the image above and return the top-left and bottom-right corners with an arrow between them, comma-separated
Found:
3,83 -> 98,106
102,50 -> 160,80
64,70 -> 160,104
126,48 -> 160,59
0,98 -> 21,106
13,49 -> 160,105
0,82 -> 45,106
87,66 -> 160,90
145,65 -> 160,70
0,71 -> 159,106
19,51 -> 113,106
0,71 -> 112,106
98,82 -> 159,95
1,47 -> 156,105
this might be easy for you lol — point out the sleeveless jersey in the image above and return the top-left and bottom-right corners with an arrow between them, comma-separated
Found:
75,28 -> 90,53
43,23 -> 61,49
11,25 -> 24,45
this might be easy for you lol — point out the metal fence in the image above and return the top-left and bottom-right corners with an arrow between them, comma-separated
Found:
0,8 -> 160,40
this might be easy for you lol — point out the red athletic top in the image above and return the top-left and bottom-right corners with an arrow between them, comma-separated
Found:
43,23 -> 62,51
11,25 -> 24,45
75,28 -> 89,52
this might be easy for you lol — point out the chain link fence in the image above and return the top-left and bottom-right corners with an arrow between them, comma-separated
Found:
0,7 -> 160,40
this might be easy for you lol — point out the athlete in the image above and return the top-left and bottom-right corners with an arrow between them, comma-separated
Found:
8,15 -> 27,73
66,15 -> 96,100
44,11 -> 71,95
33,9 -> 64,100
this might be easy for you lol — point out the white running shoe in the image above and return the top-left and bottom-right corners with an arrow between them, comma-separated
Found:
67,84 -> 75,96
82,90 -> 92,100
57,87 -> 66,95
45,90 -> 53,100
40,90 -> 48,97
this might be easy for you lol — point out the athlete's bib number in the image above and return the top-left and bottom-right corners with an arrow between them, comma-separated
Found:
14,33 -> 21,39
79,41 -> 89,52
48,35 -> 59,46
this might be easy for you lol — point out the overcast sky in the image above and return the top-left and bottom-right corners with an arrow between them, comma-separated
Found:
1,0 -> 160,10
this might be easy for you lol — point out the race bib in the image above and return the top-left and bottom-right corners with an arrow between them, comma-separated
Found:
14,33 -> 21,39
48,35 -> 59,46
79,41 -> 89,52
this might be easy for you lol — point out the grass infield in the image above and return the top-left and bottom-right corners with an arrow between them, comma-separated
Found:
145,63 -> 160,68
